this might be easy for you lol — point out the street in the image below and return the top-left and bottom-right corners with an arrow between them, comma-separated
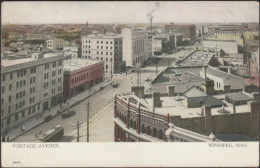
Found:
13,47 -> 194,142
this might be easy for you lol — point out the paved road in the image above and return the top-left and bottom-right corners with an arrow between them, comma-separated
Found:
13,57 -> 172,142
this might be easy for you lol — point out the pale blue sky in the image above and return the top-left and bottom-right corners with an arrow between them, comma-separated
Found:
2,1 -> 259,24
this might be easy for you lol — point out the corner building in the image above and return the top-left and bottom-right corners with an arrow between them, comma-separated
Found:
1,53 -> 64,133
81,34 -> 124,74
63,58 -> 104,100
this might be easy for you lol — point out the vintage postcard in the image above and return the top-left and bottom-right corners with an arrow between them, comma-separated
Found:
1,1 -> 259,167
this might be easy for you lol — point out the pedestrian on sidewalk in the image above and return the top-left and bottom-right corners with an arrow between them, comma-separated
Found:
22,126 -> 25,132
7,136 -> 9,142
21,126 -> 23,132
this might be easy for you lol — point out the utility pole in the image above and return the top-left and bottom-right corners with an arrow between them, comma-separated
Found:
138,103 -> 141,142
110,59 -> 113,82
77,120 -> 80,142
87,101 -> 90,142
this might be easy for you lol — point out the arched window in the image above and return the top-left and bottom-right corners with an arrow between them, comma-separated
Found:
153,128 -> 157,137
147,126 -> 151,135
159,130 -> 163,139
142,124 -> 145,133
130,119 -> 133,128
133,121 -> 136,129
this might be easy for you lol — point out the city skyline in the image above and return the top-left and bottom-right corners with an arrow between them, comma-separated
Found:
1,1 -> 259,25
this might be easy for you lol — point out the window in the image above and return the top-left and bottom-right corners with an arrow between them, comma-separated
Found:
101,52 -> 103,55
52,70 -> 56,77
97,57 -> 99,60
106,58 -> 108,61
7,117 -> 11,125
22,111 -> 25,117
97,51 -> 99,54
53,62 -> 57,67
15,113 -> 19,121
110,41 -> 113,44
142,124 -> 145,133
97,46 -> 99,49
9,84 -> 12,91
147,126 -> 151,135
106,41 -> 108,44
101,41 -> 103,44
153,128 -> 157,137
110,46 -> 112,50
106,52 -> 108,55
30,67 -> 36,73
45,63 -> 49,70
101,46 -> 103,49
97,41 -> 99,44
2,74 -> 5,82
2,86 -> 5,93
10,73 -> 13,80
106,64 -> 108,69
8,95 -> 11,102
58,60 -> 62,66
106,46 -> 108,49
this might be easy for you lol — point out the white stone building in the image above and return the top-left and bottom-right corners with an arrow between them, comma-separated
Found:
202,39 -> 238,54
81,34 -> 124,74
46,38 -> 68,50
121,28 -> 152,67
1,52 -> 64,133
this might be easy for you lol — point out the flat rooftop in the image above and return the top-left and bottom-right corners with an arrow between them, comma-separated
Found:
144,95 -> 250,118
63,58 -> 102,72
82,34 -> 122,39
1,52 -> 62,67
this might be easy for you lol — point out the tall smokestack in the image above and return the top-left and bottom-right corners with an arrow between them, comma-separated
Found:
150,17 -> 153,34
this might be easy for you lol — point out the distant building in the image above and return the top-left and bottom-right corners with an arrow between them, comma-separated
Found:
251,48 -> 259,72
63,58 -> 104,100
121,28 -> 152,67
63,46 -> 78,59
152,34 -> 175,55
202,39 -> 238,54
46,38 -> 68,50
200,66 -> 244,92
215,24 -> 241,36
164,23 -> 196,42
81,34 -> 124,74
1,52 -> 64,133
174,34 -> 183,46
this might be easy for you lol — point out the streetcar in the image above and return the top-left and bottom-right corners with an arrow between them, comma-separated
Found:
35,125 -> 64,142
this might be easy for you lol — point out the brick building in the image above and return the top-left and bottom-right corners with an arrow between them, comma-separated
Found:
63,58 -> 104,100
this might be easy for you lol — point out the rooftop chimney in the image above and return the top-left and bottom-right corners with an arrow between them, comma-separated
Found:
167,85 -> 175,97
202,66 -> 207,79
233,103 -> 236,113
153,92 -> 162,107
228,67 -> 231,74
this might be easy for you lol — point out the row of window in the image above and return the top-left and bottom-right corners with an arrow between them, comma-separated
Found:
44,61 -> 62,70
2,104 -> 39,127
117,112 -> 164,139
83,40 -> 122,45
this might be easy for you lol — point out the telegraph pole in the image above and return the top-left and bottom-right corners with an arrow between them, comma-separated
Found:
77,120 -> 80,142
87,101 -> 90,142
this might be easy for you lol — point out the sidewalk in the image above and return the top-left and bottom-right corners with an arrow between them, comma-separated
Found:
3,80 -> 111,142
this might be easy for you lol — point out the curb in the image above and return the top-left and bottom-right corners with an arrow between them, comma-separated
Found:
10,82 -> 111,142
